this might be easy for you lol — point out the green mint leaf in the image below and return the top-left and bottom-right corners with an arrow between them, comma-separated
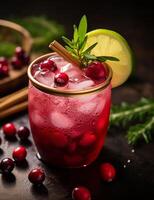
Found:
82,42 -> 97,55
62,36 -> 74,48
78,15 -> 87,45
97,56 -> 119,62
73,25 -> 78,43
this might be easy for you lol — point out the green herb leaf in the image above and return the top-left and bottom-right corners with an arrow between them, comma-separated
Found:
79,36 -> 88,51
62,36 -> 74,48
73,25 -> 78,43
78,15 -> 87,45
97,56 -> 119,62
82,42 -> 98,55
84,54 -> 97,60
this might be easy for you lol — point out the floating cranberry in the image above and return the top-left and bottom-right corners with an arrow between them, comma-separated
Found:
85,62 -> 107,81
17,126 -> 30,140
50,131 -> 68,148
0,158 -> 15,173
12,146 -> 27,162
28,168 -> 45,184
72,186 -> 91,200
0,57 -> 8,66
40,59 -> 57,72
15,46 -> 25,59
3,123 -> 16,137
0,64 -> 9,77
79,132 -> 96,148
54,72 -> 69,87
100,163 -> 116,182
11,56 -> 23,69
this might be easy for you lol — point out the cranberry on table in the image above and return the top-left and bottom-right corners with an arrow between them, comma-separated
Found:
12,146 -> 27,162
0,158 -> 15,173
54,72 -> 69,87
72,186 -> 91,200
17,126 -> 30,140
11,56 -> 23,69
28,168 -> 45,184
100,162 -> 116,182
2,123 -> 16,137
0,64 -> 9,77
39,59 -> 57,72
85,61 -> 107,81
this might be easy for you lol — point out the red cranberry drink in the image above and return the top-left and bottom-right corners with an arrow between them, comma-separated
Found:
28,16 -> 133,167
28,53 -> 112,167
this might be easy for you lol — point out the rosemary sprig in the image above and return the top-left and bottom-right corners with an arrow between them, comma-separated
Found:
110,98 -> 154,145
127,117 -> 154,145
62,15 -> 119,67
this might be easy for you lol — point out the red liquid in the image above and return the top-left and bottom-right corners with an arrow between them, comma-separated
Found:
28,54 -> 111,168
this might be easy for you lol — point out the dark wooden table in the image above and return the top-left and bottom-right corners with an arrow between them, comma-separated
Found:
0,2 -> 154,199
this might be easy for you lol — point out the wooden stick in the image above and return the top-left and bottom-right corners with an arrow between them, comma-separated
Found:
0,87 -> 28,112
49,40 -> 80,67
0,101 -> 28,119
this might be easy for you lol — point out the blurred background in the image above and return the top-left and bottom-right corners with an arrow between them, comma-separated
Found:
0,0 -> 154,99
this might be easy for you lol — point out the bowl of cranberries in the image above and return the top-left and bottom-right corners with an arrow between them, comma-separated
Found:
0,19 -> 32,95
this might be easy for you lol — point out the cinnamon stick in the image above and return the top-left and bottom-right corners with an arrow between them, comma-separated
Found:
0,101 -> 28,119
0,87 -> 28,112
49,40 -> 80,67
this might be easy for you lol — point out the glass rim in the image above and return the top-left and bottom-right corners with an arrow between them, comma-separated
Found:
27,52 -> 113,96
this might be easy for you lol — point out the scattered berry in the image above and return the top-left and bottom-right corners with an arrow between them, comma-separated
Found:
0,158 -> 15,173
15,46 -> 25,59
0,64 -> 9,77
22,54 -> 30,65
12,146 -> 27,162
85,62 -> 107,81
40,59 -> 57,72
72,186 -> 91,200
11,56 -> 23,69
28,168 -> 45,184
0,57 -> 8,66
17,126 -> 30,140
54,72 -> 69,87
100,163 -> 116,182
3,123 -> 16,137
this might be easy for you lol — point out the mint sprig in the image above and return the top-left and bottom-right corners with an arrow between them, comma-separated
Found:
62,15 -> 119,67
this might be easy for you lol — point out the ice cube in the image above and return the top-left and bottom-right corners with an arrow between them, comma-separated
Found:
34,70 -> 54,87
69,79 -> 94,90
51,112 -> 73,129
94,98 -> 106,114
78,102 -> 97,114
31,110 -> 44,127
